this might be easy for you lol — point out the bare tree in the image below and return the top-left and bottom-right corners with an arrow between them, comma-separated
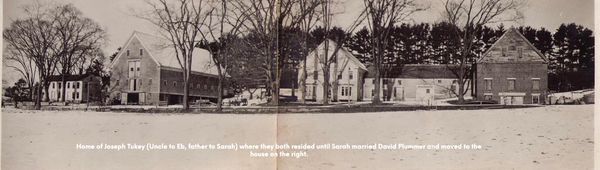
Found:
231,0 -> 323,105
52,4 -> 106,102
296,0 -> 323,103
3,46 -> 38,100
3,2 -> 63,109
443,0 -> 523,103
362,0 -> 425,104
141,0 -> 213,110
196,0 -> 250,111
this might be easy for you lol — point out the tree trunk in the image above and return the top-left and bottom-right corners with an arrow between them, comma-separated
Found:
35,83 -> 42,110
216,67 -> 223,112
183,57 -> 191,110
61,76 -> 67,102
43,82 -> 50,102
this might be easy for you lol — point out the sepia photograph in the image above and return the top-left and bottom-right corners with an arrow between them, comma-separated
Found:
1,0 -> 596,169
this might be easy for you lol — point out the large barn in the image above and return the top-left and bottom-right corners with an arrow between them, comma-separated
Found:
474,28 -> 548,104
109,31 -> 224,105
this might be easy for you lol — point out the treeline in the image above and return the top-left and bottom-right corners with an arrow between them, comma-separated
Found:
241,22 -> 593,92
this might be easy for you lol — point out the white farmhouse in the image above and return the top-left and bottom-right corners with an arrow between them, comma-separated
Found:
298,39 -> 368,102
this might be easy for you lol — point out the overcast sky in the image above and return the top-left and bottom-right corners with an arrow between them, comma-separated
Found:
2,0 -> 595,84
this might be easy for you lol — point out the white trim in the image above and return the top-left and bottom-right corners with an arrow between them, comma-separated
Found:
498,92 -> 526,96
531,93 -> 540,96
507,78 -> 516,80
531,78 -> 541,80
484,78 -> 493,80
484,93 -> 493,95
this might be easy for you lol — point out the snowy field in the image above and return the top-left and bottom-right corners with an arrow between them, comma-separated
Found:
2,105 -> 594,169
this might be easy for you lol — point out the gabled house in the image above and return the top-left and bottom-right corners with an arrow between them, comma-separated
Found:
109,31 -> 222,105
474,28 -> 548,104
298,39 -> 368,102
46,74 -> 102,103
363,65 -> 470,103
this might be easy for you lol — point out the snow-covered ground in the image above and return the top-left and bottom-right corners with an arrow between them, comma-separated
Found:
2,105 -> 593,169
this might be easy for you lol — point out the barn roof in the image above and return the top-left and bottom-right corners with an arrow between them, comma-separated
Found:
366,64 -> 459,79
110,31 -> 219,75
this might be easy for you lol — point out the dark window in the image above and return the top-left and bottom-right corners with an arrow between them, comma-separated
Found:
532,95 -> 540,104
398,80 -> 402,85
313,71 -> 318,80
127,49 -> 130,56
173,81 -> 177,87
509,46 -> 516,51
163,80 -> 167,86
437,80 -> 442,83
58,83 -> 62,89
426,89 -> 430,94
518,48 -> 523,58
52,83 -> 55,88
501,48 -> 507,57
338,74 -> 342,80
485,79 -> 492,90
140,49 -> 143,56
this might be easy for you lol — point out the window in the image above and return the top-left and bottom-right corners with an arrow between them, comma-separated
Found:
508,79 -> 515,91
348,87 -> 352,96
76,82 -> 80,89
52,83 -> 55,88
341,87 -> 346,96
485,79 -> 492,90
532,79 -> 540,90
58,83 -> 62,89
437,80 -> 442,83
484,95 -> 493,101
517,48 -> 523,58
338,74 -> 342,80
173,81 -> 177,87
139,49 -> 143,56
129,79 -> 138,91
204,84 -> 208,89
397,80 -> 402,85
72,92 -> 76,99
509,46 -> 516,51
313,71 -> 318,80
501,47 -> 507,57
348,71 -> 353,80
58,92 -> 61,99
532,95 -> 540,104
197,84 -> 201,89
372,79 -> 376,84
383,79 -> 389,84
426,89 -> 430,94
127,49 -> 130,56
128,60 -> 141,78
163,80 -> 167,86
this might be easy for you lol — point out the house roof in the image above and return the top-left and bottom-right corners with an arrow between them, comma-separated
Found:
47,74 -> 98,82
313,39 -> 368,71
478,28 -> 548,63
366,64 -> 459,79
110,31 -> 219,75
